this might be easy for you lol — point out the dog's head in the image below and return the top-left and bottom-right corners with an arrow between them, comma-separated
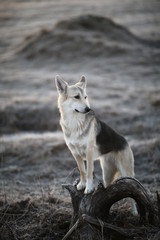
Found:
55,75 -> 91,114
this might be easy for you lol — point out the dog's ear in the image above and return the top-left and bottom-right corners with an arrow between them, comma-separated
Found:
55,75 -> 68,95
78,75 -> 87,89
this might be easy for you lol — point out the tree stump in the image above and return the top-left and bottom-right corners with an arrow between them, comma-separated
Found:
62,177 -> 159,240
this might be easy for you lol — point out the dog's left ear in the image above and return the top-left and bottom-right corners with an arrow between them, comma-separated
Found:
78,75 -> 87,89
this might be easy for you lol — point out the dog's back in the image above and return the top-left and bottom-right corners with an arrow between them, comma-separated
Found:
96,119 -> 127,155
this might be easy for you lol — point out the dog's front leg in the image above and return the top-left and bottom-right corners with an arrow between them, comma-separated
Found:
73,154 -> 86,191
84,127 -> 95,194
84,156 -> 94,194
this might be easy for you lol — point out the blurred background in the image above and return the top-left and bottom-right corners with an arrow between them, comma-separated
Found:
0,0 -> 160,238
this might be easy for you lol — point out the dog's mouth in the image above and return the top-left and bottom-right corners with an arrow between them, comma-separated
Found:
75,108 -> 91,114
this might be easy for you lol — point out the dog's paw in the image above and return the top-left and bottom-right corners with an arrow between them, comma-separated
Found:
84,181 -> 95,194
131,202 -> 139,216
77,181 -> 86,191
84,188 -> 92,194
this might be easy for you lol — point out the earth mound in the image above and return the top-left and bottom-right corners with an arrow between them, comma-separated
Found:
18,15 -> 143,62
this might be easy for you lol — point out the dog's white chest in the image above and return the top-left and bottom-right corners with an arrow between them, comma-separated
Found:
60,115 -> 98,160
65,133 -> 87,158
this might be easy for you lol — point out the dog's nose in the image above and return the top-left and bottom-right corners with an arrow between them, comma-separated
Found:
85,107 -> 91,113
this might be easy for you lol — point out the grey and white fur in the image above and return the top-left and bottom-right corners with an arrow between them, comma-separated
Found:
55,75 -> 137,215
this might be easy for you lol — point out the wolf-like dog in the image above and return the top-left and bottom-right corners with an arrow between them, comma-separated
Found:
55,75 -> 137,214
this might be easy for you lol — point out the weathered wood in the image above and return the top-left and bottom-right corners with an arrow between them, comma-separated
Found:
82,214 -> 158,237
62,219 -> 79,240
156,191 -> 160,224
62,177 -> 158,239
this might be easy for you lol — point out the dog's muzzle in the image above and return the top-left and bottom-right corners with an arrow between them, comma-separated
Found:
85,107 -> 91,113
75,107 -> 91,114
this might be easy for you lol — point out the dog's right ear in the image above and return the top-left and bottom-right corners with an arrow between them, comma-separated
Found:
55,75 -> 68,95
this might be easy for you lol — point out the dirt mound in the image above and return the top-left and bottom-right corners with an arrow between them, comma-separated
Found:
56,15 -> 139,42
18,15 -> 144,62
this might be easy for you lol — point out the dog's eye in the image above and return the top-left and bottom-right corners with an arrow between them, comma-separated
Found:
85,96 -> 87,99
74,95 -> 80,99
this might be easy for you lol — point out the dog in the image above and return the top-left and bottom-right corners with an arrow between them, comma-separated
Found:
55,75 -> 137,215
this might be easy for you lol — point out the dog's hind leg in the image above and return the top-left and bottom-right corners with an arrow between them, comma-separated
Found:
117,147 -> 138,216
117,146 -> 135,177
100,154 -> 117,188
